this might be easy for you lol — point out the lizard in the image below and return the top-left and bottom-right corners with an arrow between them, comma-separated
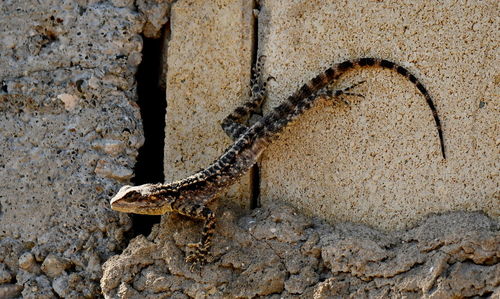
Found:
110,56 -> 446,269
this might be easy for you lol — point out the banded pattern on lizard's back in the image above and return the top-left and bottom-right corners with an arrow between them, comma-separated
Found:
175,57 -> 445,199
111,57 -> 446,269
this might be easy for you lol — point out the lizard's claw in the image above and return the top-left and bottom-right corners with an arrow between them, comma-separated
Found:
338,80 -> 366,103
317,80 -> 366,107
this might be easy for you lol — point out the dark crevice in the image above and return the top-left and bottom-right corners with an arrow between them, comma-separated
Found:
130,27 -> 168,237
249,0 -> 261,209
249,163 -> 261,209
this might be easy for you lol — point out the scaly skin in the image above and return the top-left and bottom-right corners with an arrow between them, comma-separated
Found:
110,57 -> 446,270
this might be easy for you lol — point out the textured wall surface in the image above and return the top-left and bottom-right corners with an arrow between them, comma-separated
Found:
0,0 -> 498,298
101,202 -> 499,298
0,1 -> 169,297
163,0 -> 254,207
99,0 -> 498,298
161,0 -> 499,230
258,0 -> 499,230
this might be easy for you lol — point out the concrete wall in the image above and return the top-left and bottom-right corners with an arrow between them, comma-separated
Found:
163,0 -> 499,230
0,1 -> 169,297
164,0 -> 255,208
0,0 -> 498,297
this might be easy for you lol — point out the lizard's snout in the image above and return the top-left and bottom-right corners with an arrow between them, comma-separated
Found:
110,185 -> 134,204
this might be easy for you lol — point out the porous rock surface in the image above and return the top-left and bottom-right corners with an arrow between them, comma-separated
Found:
101,201 -> 499,298
1,0 -> 498,298
0,0 -> 169,297
258,0 -> 499,231
163,0 -> 255,208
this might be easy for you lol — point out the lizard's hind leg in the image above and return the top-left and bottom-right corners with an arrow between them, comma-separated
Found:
221,56 -> 272,140
316,80 -> 366,106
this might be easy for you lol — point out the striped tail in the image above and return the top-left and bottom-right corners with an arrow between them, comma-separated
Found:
261,58 -> 446,159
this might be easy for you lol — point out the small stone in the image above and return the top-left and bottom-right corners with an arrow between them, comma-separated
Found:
127,134 -> 145,149
0,263 -> 12,283
56,93 -> 79,111
128,52 -> 142,67
18,252 -> 36,271
92,139 -> 125,155
88,76 -> 100,89
52,273 -> 70,297
94,159 -> 133,180
40,254 -> 71,278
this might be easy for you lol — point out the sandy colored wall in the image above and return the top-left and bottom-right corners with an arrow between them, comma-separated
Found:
164,0 -> 499,230
164,0 -> 255,208
257,1 -> 499,230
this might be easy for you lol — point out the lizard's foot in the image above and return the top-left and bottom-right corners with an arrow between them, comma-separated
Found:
317,80 -> 366,106
185,242 -> 208,271
337,80 -> 366,105
250,56 -> 274,106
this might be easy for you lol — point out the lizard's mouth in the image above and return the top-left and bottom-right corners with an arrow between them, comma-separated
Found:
110,187 -> 141,213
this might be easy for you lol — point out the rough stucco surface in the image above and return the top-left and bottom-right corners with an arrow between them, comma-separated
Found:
1,0 -> 498,298
163,0 -> 254,208
103,0 -> 499,298
258,0 -> 499,230
0,1 -> 169,297
101,201 -> 500,298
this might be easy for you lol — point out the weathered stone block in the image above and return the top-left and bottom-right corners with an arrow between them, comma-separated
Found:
164,0 -> 255,207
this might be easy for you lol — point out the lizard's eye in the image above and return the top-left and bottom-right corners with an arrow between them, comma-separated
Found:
124,191 -> 142,201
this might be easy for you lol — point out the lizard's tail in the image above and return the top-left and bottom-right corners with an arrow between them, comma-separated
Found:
355,58 -> 445,159
262,58 -> 446,159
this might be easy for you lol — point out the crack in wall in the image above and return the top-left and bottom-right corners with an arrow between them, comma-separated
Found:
132,2 -> 261,235
130,27 -> 168,237
249,0 -> 262,209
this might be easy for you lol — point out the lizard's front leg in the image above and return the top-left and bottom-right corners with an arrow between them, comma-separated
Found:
177,203 -> 216,270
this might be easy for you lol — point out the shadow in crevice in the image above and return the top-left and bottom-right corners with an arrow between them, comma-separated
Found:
249,0 -> 261,209
130,30 -> 167,237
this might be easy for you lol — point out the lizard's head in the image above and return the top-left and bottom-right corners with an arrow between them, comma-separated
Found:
110,184 -> 174,215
